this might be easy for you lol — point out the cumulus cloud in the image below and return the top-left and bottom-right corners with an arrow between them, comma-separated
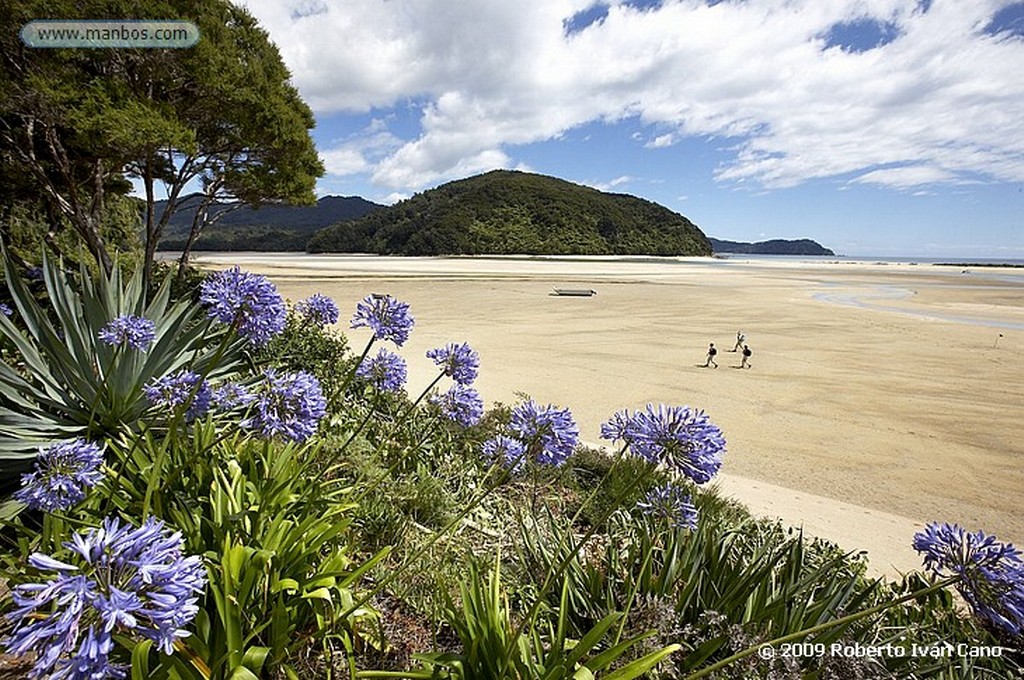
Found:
241,0 -> 1024,193
318,118 -> 404,177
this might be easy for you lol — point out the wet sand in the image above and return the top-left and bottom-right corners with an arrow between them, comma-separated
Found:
191,253 -> 1024,577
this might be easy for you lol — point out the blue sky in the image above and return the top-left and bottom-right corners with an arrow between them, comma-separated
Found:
238,0 -> 1024,257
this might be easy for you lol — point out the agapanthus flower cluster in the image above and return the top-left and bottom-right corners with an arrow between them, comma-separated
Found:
637,483 -> 699,531
144,370 -> 212,421
4,516 -> 206,679
243,369 -> 326,442
25,266 -> 43,282
426,342 -> 479,385
0,302 -> 12,316
356,348 -> 408,392
601,404 -> 724,484
14,439 -> 105,513
212,382 -> 254,411
199,266 -> 287,346
295,293 -> 340,327
430,384 -> 484,427
509,400 -> 579,467
97,314 -> 157,351
913,522 -> 1024,635
481,435 -> 527,473
350,294 -> 414,346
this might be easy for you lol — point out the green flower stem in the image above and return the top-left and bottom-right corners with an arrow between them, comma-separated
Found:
500,444 -> 650,676
142,318 -> 232,517
331,369 -> 446,496
339,337 -> 376,397
41,514 -> 63,554
336,400 -> 378,453
567,442 -> 631,527
404,370 -> 445,414
615,544 -> 655,645
85,343 -> 121,433
350,413 -> 441,506
101,437 -> 141,508
338,460 -> 516,623
279,314 -> 313,363
683,575 -> 960,680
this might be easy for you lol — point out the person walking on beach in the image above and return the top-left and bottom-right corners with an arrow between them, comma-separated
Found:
704,342 -> 718,368
740,344 -> 752,369
731,330 -> 746,352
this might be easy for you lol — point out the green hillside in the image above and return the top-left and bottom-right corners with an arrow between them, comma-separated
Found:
307,170 -> 712,256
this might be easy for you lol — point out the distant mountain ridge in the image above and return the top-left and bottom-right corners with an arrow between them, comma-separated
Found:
709,237 -> 834,256
153,180 -> 832,257
156,194 -> 382,251
308,170 -> 711,256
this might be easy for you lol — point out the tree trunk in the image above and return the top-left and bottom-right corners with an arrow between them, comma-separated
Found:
141,154 -> 197,296
6,120 -> 114,275
173,180 -> 243,288
142,160 -> 157,295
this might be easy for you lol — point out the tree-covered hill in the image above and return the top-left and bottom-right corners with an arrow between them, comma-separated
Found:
157,194 -> 381,251
307,170 -> 712,256
709,237 -> 835,256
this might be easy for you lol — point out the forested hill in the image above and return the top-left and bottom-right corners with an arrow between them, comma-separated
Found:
307,170 -> 712,256
709,237 -> 835,256
157,195 -> 382,251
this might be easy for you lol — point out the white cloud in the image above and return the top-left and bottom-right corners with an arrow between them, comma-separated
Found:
587,174 -> 635,191
382,192 -> 410,205
241,0 -> 1024,193
318,119 -> 404,177
647,133 -> 677,148
853,165 -> 957,189
319,148 -> 367,176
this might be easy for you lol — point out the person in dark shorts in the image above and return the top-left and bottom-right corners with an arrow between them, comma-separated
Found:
740,344 -> 752,369
704,342 -> 718,368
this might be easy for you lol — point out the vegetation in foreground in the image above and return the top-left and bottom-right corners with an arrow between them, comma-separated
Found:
0,252 -> 1021,679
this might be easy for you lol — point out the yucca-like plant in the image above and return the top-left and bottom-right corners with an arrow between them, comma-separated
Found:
0,250 -> 243,485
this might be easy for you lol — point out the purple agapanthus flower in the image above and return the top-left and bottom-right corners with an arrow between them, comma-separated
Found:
295,293 -> 340,327
244,369 -> 326,442
356,348 -> 408,392
350,294 -> 414,346
143,370 -> 212,421
913,522 -> 1024,635
509,400 -> 579,467
637,483 -> 699,531
426,342 -> 480,385
14,439 -> 105,513
199,267 -> 287,346
25,266 -> 43,282
601,404 -> 724,484
212,382 -> 254,411
481,435 -> 527,473
430,384 -> 484,427
97,314 -> 157,351
4,516 -> 206,679
0,302 -> 12,317
599,409 -> 635,443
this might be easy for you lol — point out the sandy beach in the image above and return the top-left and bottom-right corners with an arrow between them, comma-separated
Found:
190,253 -> 1024,578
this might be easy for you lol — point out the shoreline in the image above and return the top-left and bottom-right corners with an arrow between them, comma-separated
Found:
191,253 -> 1024,578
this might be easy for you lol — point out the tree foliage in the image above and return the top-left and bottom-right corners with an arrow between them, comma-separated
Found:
308,170 -> 713,256
0,0 -> 323,288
